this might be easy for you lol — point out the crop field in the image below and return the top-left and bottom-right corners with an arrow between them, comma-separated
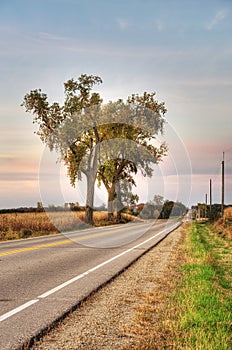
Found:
0,211 -> 135,241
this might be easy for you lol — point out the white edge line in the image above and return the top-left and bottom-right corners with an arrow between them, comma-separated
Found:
0,299 -> 39,322
0,222 -> 179,322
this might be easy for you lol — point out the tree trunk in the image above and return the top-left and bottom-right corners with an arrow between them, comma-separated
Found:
116,208 -> 123,222
85,174 -> 95,225
107,186 -> 115,221
115,182 -> 123,222
85,205 -> 93,225
84,144 -> 99,226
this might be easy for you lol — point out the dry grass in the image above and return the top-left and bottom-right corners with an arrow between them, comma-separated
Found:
223,207 -> 232,239
213,208 -> 232,240
224,206 -> 232,220
0,211 -> 138,241
120,222 -> 231,350
118,226 -> 187,350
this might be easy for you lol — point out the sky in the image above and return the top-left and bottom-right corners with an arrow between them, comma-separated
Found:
0,0 -> 232,209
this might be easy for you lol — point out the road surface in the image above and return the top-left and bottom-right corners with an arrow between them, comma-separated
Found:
0,219 -> 180,349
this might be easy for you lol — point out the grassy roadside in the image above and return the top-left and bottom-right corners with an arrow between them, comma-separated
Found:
121,222 -> 231,350
170,222 -> 232,349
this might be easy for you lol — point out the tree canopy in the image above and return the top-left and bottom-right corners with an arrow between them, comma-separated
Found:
22,74 -> 168,225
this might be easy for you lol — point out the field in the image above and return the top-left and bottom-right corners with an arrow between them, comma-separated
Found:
0,211 -> 136,241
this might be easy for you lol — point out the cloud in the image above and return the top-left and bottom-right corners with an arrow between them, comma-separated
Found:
155,19 -> 164,32
0,172 -> 38,182
0,155 -> 39,177
38,32 -> 68,42
206,9 -> 228,30
117,18 -> 130,30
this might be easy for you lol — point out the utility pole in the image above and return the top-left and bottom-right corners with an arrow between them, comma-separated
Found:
209,178 -> 212,216
221,152 -> 225,217
205,193 -> 207,218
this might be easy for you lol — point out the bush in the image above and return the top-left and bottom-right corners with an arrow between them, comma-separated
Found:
19,229 -> 33,239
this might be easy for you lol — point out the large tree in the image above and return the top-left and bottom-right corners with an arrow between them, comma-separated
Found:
22,75 -> 167,226
22,74 -> 103,225
97,95 -> 167,220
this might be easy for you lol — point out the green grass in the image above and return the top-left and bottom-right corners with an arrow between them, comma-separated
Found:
172,223 -> 232,349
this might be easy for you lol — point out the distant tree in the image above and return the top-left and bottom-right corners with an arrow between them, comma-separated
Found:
197,203 -> 207,219
69,202 -> 80,211
172,201 -> 187,216
36,202 -> 44,212
140,203 -> 155,219
159,200 -> 187,219
140,198 -> 187,220
159,200 -> 174,219
153,195 -> 165,206
207,204 -> 222,221
150,194 -> 165,216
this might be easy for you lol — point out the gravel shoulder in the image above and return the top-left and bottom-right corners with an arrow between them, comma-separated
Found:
31,225 -> 185,350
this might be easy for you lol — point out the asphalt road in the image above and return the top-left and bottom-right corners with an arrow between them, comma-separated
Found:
0,219 -> 180,350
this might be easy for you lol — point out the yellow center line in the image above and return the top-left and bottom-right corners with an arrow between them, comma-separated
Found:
0,223 -> 150,257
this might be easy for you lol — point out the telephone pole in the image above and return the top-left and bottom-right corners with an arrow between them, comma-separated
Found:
209,178 -> 212,215
205,193 -> 207,218
221,152 -> 225,217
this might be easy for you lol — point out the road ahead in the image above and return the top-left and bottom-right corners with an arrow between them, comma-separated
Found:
0,219 -> 180,350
